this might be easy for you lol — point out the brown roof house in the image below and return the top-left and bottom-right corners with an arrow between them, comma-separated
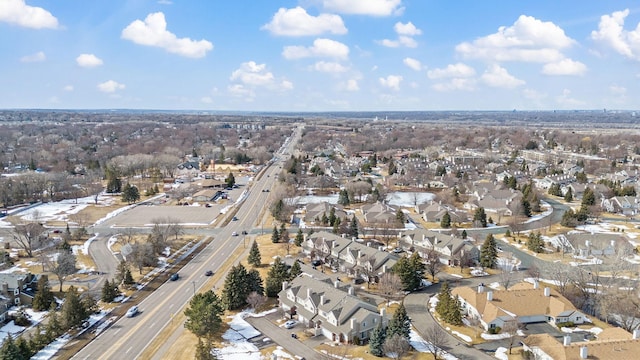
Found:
278,275 -> 388,344
453,281 -> 587,331
303,202 -> 349,227
524,327 -> 640,360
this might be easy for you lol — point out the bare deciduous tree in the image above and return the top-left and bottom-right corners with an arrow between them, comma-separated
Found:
379,272 -> 402,307
12,221 -> 46,257
423,324 -> 447,359
502,320 -> 522,354
383,333 -> 411,360
425,247 -> 443,281
46,250 -> 77,292
246,291 -> 267,310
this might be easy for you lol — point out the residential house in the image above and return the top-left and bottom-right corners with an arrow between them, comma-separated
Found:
278,276 -> 388,344
601,195 -> 640,215
415,201 -> 469,224
192,189 -> 224,203
566,232 -> 632,258
0,273 -> 41,308
360,202 -> 398,225
301,232 -> 398,281
453,281 -> 587,331
524,327 -> 640,360
303,202 -> 349,226
564,183 -> 609,201
398,229 -> 478,265
465,187 -> 522,218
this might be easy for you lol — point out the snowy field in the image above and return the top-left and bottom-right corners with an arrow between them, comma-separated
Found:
289,191 -> 435,207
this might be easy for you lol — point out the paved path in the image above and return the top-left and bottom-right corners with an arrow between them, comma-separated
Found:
405,286 -> 495,360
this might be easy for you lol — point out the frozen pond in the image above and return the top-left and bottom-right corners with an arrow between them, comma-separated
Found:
289,191 -> 435,207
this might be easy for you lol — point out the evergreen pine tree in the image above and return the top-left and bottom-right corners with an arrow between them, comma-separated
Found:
247,241 -> 261,267
440,211 -> 451,228
265,257 -> 289,297
435,282 -> 452,321
473,207 -> 487,227
279,223 -> 289,243
564,187 -> 573,202
221,264 -> 249,310
101,279 -> 115,303
115,260 -> 128,284
32,276 -> 54,311
338,189 -> 350,206
480,234 -> 498,269
271,226 -> 280,243
294,228 -> 304,246
349,216 -> 359,238
61,286 -> 87,329
289,261 -> 302,280
123,268 -> 134,285
387,303 -> 411,340
194,338 -> 216,360
0,334 -> 21,360
369,323 -> 386,357
246,269 -> 264,296
184,290 -> 225,346
45,307 -> 62,340
15,337 -> 31,360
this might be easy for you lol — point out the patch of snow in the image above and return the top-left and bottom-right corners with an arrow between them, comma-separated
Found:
451,330 -> 472,343
487,282 -> 501,290
385,192 -> 435,207
409,329 -> 458,359
482,332 -> 512,340
0,320 -> 25,342
495,347 -> 508,360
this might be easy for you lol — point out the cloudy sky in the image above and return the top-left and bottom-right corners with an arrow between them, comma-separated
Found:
2,0 -> 640,111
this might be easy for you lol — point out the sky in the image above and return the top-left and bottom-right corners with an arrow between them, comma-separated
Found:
2,0 -> 640,112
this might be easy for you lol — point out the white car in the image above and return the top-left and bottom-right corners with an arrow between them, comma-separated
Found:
126,305 -> 139,318
284,320 -> 297,329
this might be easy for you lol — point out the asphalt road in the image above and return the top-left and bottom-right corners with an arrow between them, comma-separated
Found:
72,127 -> 302,360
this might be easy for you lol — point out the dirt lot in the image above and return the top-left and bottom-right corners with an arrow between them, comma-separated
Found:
106,205 -> 222,227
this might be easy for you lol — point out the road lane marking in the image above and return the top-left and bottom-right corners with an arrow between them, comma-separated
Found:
126,347 -> 133,354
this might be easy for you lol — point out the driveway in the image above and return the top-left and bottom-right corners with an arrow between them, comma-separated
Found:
244,315 -> 323,360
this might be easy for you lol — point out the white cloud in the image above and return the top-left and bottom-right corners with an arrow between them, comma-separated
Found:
555,88 -> 585,107
427,63 -> 475,79
229,61 -> 292,95
283,38 -> 349,60
432,78 -> 476,92
63,85 -> 74,92
394,21 -> 421,36
481,64 -> 525,88
322,0 -> 404,16
20,51 -> 45,63
227,84 -> 255,99
345,79 -> 359,91
403,57 -> 422,71
121,12 -> 213,58
541,58 -> 587,76
76,53 -> 104,68
456,15 -> 575,63
0,0 -> 58,29
591,9 -> 640,60
379,75 -> 403,91
312,61 -> 349,73
262,7 -> 347,36
97,80 -> 125,93
380,22 -> 421,48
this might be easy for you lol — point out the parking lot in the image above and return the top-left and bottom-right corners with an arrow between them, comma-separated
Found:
107,205 -> 222,227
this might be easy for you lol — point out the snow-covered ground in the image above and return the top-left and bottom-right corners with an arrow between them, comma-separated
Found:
494,347 -> 508,360
409,329 -> 458,359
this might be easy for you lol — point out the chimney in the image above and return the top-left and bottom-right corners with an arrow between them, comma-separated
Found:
544,287 -> 551,297
348,286 -> 355,295
580,346 -> 588,359
611,240 -> 615,247
319,295 -> 325,306
633,329 -> 640,339
307,288 -> 312,298
382,264 -> 387,273
350,318 -> 357,330
533,280 -> 539,289
334,280 -> 340,288
1,283 -> 7,294
563,334 -> 571,346
487,291 -> 493,301
478,283 -> 485,294
358,250 -> 362,258
380,308 -> 386,317
282,281 -> 289,291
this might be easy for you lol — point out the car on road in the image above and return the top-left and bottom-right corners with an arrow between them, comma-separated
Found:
262,189 -> 269,192
169,273 -> 179,281
205,270 -> 213,276
232,216 -> 238,221
290,333 -> 298,339
231,231 -> 238,236
241,230 -> 248,235
126,305 -> 138,318
284,320 -> 297,329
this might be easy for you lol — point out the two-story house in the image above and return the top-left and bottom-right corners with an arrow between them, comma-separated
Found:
278,275 -> 387,344
399,229 -> 478,266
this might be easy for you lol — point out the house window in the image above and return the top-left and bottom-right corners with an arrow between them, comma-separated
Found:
362,321 -> 366,327
13,289 -> 19,296
576,317 -> 581,321
14,298 -> 19,305
490,324 -> 496,329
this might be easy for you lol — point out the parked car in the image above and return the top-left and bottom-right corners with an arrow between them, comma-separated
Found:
311,259 -> 323,267
126,305 -> 139,318
284,320 -> 297,329
205,270 -> 213,276
170,273 -> 179,281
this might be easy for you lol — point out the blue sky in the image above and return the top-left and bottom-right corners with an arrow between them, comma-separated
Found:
2,0 -> 640,111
